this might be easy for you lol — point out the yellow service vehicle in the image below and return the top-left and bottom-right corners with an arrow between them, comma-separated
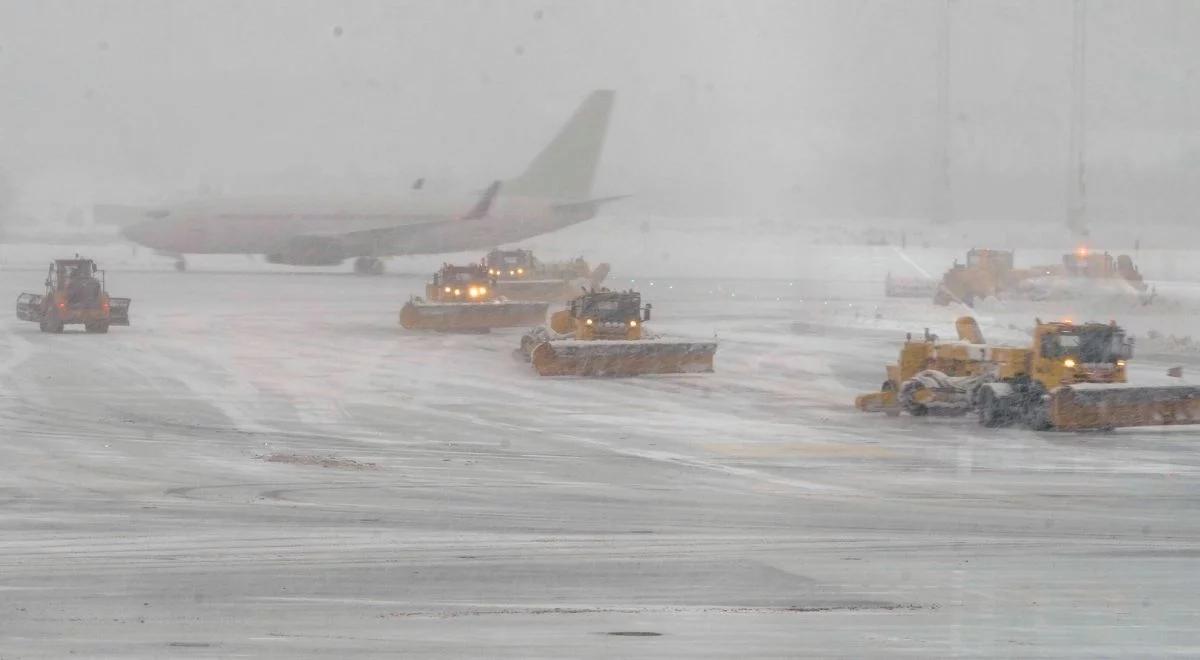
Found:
16,257 -> 131,333
484,248 -> 610,302
399,262 -> 547,332
933,247 -> 1151,306
933,249 -> 1019,306
519,289 -> 716,376
856,317 -> 1200,431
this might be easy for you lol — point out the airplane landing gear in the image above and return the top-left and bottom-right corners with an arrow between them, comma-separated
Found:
354,256 -> 385,276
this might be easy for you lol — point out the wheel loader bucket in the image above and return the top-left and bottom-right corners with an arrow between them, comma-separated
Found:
529,339 -> 716,377
16,293 -> 44,322
108,297 -> 131,326
399,300 -> 547,332
1049,384 -> 1200,431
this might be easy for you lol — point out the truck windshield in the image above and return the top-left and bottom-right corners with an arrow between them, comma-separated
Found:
1044,329 -> 1129,363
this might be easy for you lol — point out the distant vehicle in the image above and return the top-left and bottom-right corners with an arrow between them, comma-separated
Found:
932,247 -> 1150,306
398,262 -> 547,332
117,90 -> 624,274
16,257 -> 131,333
484,248 -> 610,302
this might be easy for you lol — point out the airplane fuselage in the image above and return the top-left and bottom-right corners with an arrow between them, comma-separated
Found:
121,195 -> 592,261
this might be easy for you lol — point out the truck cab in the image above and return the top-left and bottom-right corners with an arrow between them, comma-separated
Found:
551,290 -> 650,340
485,249 -> 539,280
1031,320 -> 1132,387
426,263 -> 497,302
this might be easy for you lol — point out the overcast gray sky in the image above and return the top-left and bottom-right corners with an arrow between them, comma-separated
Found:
2,0 -> 1198,222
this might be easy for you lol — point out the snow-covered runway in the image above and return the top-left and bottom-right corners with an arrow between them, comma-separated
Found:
2,270 -> 1199,657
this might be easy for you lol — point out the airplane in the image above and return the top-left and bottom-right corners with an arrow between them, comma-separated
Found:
117,90 -> 622,274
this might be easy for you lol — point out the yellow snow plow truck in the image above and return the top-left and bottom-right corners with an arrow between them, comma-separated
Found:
16,257 -> 131,333
855,316 -> 1200,431
484,248 -> 610,302
519,289 -> 716,376
399,262 -> 547,332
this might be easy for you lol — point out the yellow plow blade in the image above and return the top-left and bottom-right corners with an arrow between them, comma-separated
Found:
1050,384 -> 1200,431
530,339 -> 716,377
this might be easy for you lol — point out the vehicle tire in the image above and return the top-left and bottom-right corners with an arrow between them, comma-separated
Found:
899,379 -> 929,417
174,258 -> 187,272
86,322 -> 109,334
1022,382 -> 1052,430
48,318 -> 64,334
978,385 -> 1008,427
354,257 -> 385,276
39,320 -> 47,333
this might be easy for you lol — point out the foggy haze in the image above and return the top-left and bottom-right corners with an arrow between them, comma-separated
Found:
2,0 -> 1199,223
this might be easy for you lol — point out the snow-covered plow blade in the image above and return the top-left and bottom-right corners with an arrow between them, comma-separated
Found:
1049,385 -> 1200,431
16,293 -> 44,322
885,274 -> 938,298
529,339 -> 717,377
108,297 -> 131,326
399,300 -> 547,332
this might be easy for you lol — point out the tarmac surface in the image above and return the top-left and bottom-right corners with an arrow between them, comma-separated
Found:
2,269 -> 1199,657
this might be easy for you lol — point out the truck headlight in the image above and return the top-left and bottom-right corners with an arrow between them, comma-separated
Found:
629,320 -> 638,327
1064,358 -> 1076,368
517,268 -> 524,275
453,288 -> 461,296
468,286 -> 479,298
585,318 -> 593,325
479,286 -> 487,295
444,286 -> 452,293
1116,360 -> 1126,367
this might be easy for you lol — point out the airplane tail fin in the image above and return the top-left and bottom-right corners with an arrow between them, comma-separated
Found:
505,90 -> 614,201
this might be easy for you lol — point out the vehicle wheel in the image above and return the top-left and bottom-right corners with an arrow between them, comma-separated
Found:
354,256 -> 385,276
1022,382 -> 1052,430
174,258 -> 187,272
978,386 -> 1009,427
899,379 -> 929,417
48,319 -> 64,334
39,320 -> 47,332
86,322 -> 109,334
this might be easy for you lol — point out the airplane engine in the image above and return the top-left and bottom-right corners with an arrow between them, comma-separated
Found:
266,235 -> 348,266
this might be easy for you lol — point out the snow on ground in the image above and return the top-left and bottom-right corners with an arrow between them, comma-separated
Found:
2,256 -> 1200,657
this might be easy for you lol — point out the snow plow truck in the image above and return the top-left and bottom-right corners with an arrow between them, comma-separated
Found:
399,262 -> 547,332
519,289 -> 716,376
16,257 -> 131,333
855,316 -> 1200,431
484,248 -> 610,302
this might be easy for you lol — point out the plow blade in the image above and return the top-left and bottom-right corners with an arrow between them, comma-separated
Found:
1049,384 -> 1200,431
399,300 -> 547,332
530,339 -> 717,377
15,293 -> 44,322
108,297 -> 131,326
